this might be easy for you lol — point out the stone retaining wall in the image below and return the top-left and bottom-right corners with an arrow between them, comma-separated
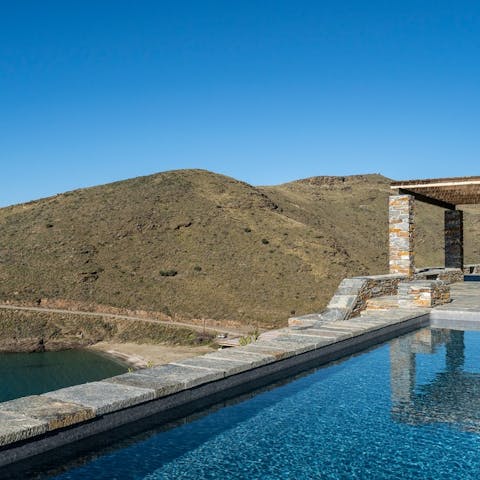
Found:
398,280 -> 451,308
445,210 -> 464,269
416,268 -> 464,284
289,267 -> 465,329
464,264 -> 480,274
289,273 -> 405,328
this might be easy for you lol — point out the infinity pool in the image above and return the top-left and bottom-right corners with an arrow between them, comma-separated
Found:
12,326 -> 480,479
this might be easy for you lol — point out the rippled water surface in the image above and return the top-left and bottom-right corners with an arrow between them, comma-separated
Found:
0,350 -> 127,402
27,328 -> 480,479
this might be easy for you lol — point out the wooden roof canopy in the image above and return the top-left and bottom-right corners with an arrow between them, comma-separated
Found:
391,176 -> 480,210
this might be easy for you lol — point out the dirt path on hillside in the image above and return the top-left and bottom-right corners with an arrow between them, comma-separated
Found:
0,304 -> 246,337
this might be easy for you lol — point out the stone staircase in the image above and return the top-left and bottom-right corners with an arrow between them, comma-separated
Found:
359,278 -> 452,318
361,295 -> 399,316
289,274 -> 454,330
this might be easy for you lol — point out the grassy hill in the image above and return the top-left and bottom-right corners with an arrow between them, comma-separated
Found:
0,169 -> 479,328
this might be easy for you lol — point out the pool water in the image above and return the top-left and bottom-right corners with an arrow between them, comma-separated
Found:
19,327 -> 480,478
0,350 -> 127,402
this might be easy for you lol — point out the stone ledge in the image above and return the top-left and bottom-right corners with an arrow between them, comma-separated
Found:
0,396 -> 95,431
43,382 -> 155,416
0,411 -> 48,448
103,372 -> 185,399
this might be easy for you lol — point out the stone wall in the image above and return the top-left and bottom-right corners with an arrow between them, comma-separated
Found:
398,280 -> 451,308
288,266 -> 465,329
434,268 -> 464,283
445,210 -> 464,269
389,195 -> 415,277
414,267 -> 464,284
350,275 -> 405,317
289,273 -> 405,328
464,264 -> 480,274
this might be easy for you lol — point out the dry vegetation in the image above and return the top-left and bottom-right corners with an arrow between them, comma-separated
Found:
0,169 -> 479,329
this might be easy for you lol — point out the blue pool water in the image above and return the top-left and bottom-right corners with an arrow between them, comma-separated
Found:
28,328 -> 480,478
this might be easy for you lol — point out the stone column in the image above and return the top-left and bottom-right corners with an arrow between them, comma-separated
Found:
445,209 -> 464,269
389,195 -> 415,277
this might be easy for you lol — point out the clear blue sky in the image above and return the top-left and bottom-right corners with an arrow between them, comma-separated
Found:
1,0 -> 479,207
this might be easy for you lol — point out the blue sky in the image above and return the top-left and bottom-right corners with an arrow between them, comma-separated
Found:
1,0 -> 479,206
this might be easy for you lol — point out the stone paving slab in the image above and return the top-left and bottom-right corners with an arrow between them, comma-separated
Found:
255,338 -> 316,355
329,320 -> 391,333
44,382 -> 155,416
225,347 -> 277,361
292,328 -> 352,340
241,343 -> 295,360
353,317 -> 399,326
140,363 -> 225,388
241,342 -> 297,360
358,317 -> 398,326
172,356 -> 250,377
272,335 -> 326,351
349,310 -> 429,327
327,295 -> 357,310
313,325 -> 357,333
102,372 -> 185,399
0,411 -> 48,447
344,318 -> 383,326
344,318 -> 399,329
321,321 -> 372,332
0,396 -> 95,430
172,356 -> 231,372
313,323 -> 367,333
197,353 -> 258,375
429,283 -> 480,321
205,349 -> 275,368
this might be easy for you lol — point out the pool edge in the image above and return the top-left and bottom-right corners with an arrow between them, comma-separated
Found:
0,311 -> 430,470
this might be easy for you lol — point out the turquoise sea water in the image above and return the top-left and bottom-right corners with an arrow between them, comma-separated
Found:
0,350 -> 127,402
9,327 -> 480,479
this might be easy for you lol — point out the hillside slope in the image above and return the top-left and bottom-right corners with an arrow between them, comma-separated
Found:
0,169 -> 479,328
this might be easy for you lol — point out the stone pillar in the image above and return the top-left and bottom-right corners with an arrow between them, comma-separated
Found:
389,195 -> 415,277
445,209 -> 464,269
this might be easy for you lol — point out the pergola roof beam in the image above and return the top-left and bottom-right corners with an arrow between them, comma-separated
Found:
398,188 -> 456,210
391,176 -> 480,207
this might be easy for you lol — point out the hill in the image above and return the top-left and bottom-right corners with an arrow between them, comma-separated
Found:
0,169 -> 479,328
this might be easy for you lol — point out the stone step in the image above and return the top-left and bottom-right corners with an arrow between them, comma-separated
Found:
365,295 -> 399,310
360,309 -> 391,316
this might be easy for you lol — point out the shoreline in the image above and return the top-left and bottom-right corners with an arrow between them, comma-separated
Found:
88,342 -> 216,370
86,347 -> 147,369
0,341 -> 217,370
